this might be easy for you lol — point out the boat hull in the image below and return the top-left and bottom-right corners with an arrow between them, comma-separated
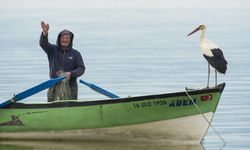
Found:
0,112 -> 213,144
0,83 -> 225,144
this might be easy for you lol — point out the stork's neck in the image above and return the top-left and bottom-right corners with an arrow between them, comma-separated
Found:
199,28 -> 206,42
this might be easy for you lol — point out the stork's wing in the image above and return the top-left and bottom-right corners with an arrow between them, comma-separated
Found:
211,48 -> 228,64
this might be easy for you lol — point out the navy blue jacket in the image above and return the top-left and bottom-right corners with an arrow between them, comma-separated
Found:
39,30 -> 85,82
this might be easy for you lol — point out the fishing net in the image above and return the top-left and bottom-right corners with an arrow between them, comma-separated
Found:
48,71 -> 71,101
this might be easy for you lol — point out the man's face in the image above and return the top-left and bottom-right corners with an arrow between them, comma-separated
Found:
60,34 -> 71,48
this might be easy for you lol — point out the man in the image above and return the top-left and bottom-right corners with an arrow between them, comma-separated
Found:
40,21 -> 85,102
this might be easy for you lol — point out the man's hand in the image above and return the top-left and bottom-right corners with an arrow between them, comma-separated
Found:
64,72 -> 72,80
41,21 -> 49,36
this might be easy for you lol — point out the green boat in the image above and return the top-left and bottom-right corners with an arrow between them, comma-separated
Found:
0,83 -> 225,144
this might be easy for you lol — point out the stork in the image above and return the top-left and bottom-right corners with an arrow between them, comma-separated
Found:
187,24 -> 227,87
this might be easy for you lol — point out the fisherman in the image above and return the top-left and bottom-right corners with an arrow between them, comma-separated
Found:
40,21 -> 85,102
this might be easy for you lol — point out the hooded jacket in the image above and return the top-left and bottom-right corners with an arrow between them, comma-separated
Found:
39,30 -> 85,82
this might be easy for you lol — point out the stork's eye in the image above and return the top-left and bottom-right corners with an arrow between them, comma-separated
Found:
200,25 -> 206,29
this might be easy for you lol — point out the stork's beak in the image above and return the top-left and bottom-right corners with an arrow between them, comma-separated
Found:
187,26 -> 200,36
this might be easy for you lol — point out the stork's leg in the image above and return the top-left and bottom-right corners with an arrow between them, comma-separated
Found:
215,70 -> 217,86
207,63 -> 210,88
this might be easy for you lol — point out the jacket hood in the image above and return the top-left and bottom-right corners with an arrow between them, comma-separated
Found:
56,29 -> 74,49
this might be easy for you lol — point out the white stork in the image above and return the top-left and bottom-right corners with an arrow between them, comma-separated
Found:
187,24 -> 227,87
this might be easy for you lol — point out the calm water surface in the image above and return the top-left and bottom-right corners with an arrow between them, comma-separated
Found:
0,0 -> 250,149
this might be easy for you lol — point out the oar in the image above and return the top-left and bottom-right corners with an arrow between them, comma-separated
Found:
0,76 -> 66,108
79,79 -> 120,98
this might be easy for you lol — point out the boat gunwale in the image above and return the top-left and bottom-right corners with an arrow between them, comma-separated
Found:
3,83 -> 225,109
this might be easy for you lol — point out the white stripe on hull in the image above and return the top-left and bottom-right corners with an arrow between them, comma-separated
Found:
0,112 -> 214,144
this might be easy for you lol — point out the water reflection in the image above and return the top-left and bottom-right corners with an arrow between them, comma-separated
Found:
0,141 -> 204,150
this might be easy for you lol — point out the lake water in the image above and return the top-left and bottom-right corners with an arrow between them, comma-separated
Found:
0,0 -> 250,149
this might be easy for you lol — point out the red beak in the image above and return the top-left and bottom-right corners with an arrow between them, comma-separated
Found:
187,26 -> 200,36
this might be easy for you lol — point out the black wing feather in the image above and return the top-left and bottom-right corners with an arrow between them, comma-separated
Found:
203,48 -> 228,74
211,48 -> 228,64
